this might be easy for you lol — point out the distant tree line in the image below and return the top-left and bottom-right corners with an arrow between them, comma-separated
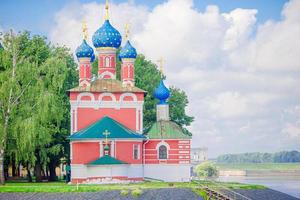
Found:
217,151 -> 300,163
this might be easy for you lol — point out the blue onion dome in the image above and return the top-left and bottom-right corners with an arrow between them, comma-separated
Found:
119,41 -> 137,59
92,20 -> 122,49
154,80 -> 170,104
75,40 -> 95,62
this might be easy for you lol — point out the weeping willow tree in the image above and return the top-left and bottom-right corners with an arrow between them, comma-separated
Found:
0,31 -> 77,183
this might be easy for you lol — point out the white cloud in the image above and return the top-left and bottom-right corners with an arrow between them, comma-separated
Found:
50,0 -> 300,157
282,123 -> 300,138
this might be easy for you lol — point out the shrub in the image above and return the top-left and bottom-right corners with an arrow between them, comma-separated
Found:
120,190 -> 129,196
131,188 -> 143,197
195,161 -> 218,179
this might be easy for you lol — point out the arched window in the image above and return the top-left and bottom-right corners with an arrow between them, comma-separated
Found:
105,57 -> 110,68
158,145 -> 167,159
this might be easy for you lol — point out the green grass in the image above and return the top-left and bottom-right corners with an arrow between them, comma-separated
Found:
0,180 -> 265,193
216,162 -> 300,170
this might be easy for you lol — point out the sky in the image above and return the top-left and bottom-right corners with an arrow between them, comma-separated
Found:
1,0 -> 300,157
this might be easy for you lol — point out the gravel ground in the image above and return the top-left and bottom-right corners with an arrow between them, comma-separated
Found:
0,188 -> 203,200
222,188 -> 300,200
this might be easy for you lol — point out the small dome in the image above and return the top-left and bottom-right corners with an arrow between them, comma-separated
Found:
75,40 -> 95,62
92,20 -> 122,49
154,80 -> 170,104
119,41 -> 137,59
104,145 -> 110,151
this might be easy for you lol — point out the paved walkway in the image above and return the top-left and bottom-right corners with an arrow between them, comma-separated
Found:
0,188 -> 203,200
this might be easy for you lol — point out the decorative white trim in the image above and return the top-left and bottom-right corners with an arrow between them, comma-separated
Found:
100,141 -> 103,157
77,92 -> 95,101
119,93 -> 137,102
99,71 -> 116,79
111,140 -> 115,157
132,144 -> 140,160
70,142 -> 73,160
70,108 -> 75,134
156,141 -> 170,160
145,158 -> 190,161
74,108 -> 78,132
139,109 -> 143,133
79,80 -> 91,87
98,92 -> 117,102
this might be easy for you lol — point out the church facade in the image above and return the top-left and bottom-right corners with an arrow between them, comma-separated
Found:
68,0 -> 192,183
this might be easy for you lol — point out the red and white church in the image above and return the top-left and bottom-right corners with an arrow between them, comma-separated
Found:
69,0 -> 192,183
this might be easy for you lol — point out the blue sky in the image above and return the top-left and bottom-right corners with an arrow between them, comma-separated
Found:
0,0 -> 289,37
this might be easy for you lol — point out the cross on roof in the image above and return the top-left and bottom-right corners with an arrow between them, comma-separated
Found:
125,23 -> 130,40
82,21 -> 88,40
157,57 -> 165,76
103,129 -> 110,144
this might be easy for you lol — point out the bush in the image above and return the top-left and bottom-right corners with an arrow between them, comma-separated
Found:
120,190 -> 129,196
195,161 -> 218,179
131,188 -> 143,197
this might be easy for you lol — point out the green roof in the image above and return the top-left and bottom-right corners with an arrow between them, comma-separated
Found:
88,155 -> 128,165
69,116 -> 146,140
146,120 -> 192,139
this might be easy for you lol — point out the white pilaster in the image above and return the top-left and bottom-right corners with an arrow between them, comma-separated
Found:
74,108 -> 78,132
111,140 -> 115,157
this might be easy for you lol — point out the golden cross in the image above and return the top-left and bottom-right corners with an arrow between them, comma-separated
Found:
103,129 -> 110,144
157,57 -> 165,75
105,0 -> 109,20
82,21 -> 88,40
124,23 -> 130,40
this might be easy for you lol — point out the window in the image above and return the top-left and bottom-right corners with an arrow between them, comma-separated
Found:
158,145 -> 167,159
105,57 -> 110,67
133,144 -> 140,160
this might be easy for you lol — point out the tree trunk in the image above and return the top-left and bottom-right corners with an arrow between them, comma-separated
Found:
35,162 -> 42,182
48,160 -> 57,182
26,164 -> 32,182
34,151 -> 42,182
0,151 -> 4,184
12,155 -> 16,177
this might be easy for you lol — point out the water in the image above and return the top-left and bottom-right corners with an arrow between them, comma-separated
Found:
218,176 -> 300,199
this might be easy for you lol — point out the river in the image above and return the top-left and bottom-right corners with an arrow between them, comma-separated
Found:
218,176 -> 300,199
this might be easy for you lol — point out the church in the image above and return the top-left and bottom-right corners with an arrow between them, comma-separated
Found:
69,0 -> 192,183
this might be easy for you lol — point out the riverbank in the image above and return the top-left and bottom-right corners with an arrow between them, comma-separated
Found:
219,170 -> 300,177
217,162 -> 300,171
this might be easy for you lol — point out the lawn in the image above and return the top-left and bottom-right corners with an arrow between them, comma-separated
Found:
216,162 -> 300,171
0,180 -> 265,193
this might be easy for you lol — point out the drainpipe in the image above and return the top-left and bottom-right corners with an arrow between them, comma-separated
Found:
142,137 -> 150,179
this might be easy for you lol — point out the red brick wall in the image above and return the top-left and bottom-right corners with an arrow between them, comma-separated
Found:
72,142 -> 99,164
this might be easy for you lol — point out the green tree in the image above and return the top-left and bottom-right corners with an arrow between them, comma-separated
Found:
195,162 -> 218,179
0,31 -> 77,183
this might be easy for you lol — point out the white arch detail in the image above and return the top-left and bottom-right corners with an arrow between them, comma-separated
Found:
156,141 -> 170,159
99,71 -> 116,79
156,141 -> 170,151
77,92 -> 95,101
98,92 -> 117,102
120,92 -> 137,102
